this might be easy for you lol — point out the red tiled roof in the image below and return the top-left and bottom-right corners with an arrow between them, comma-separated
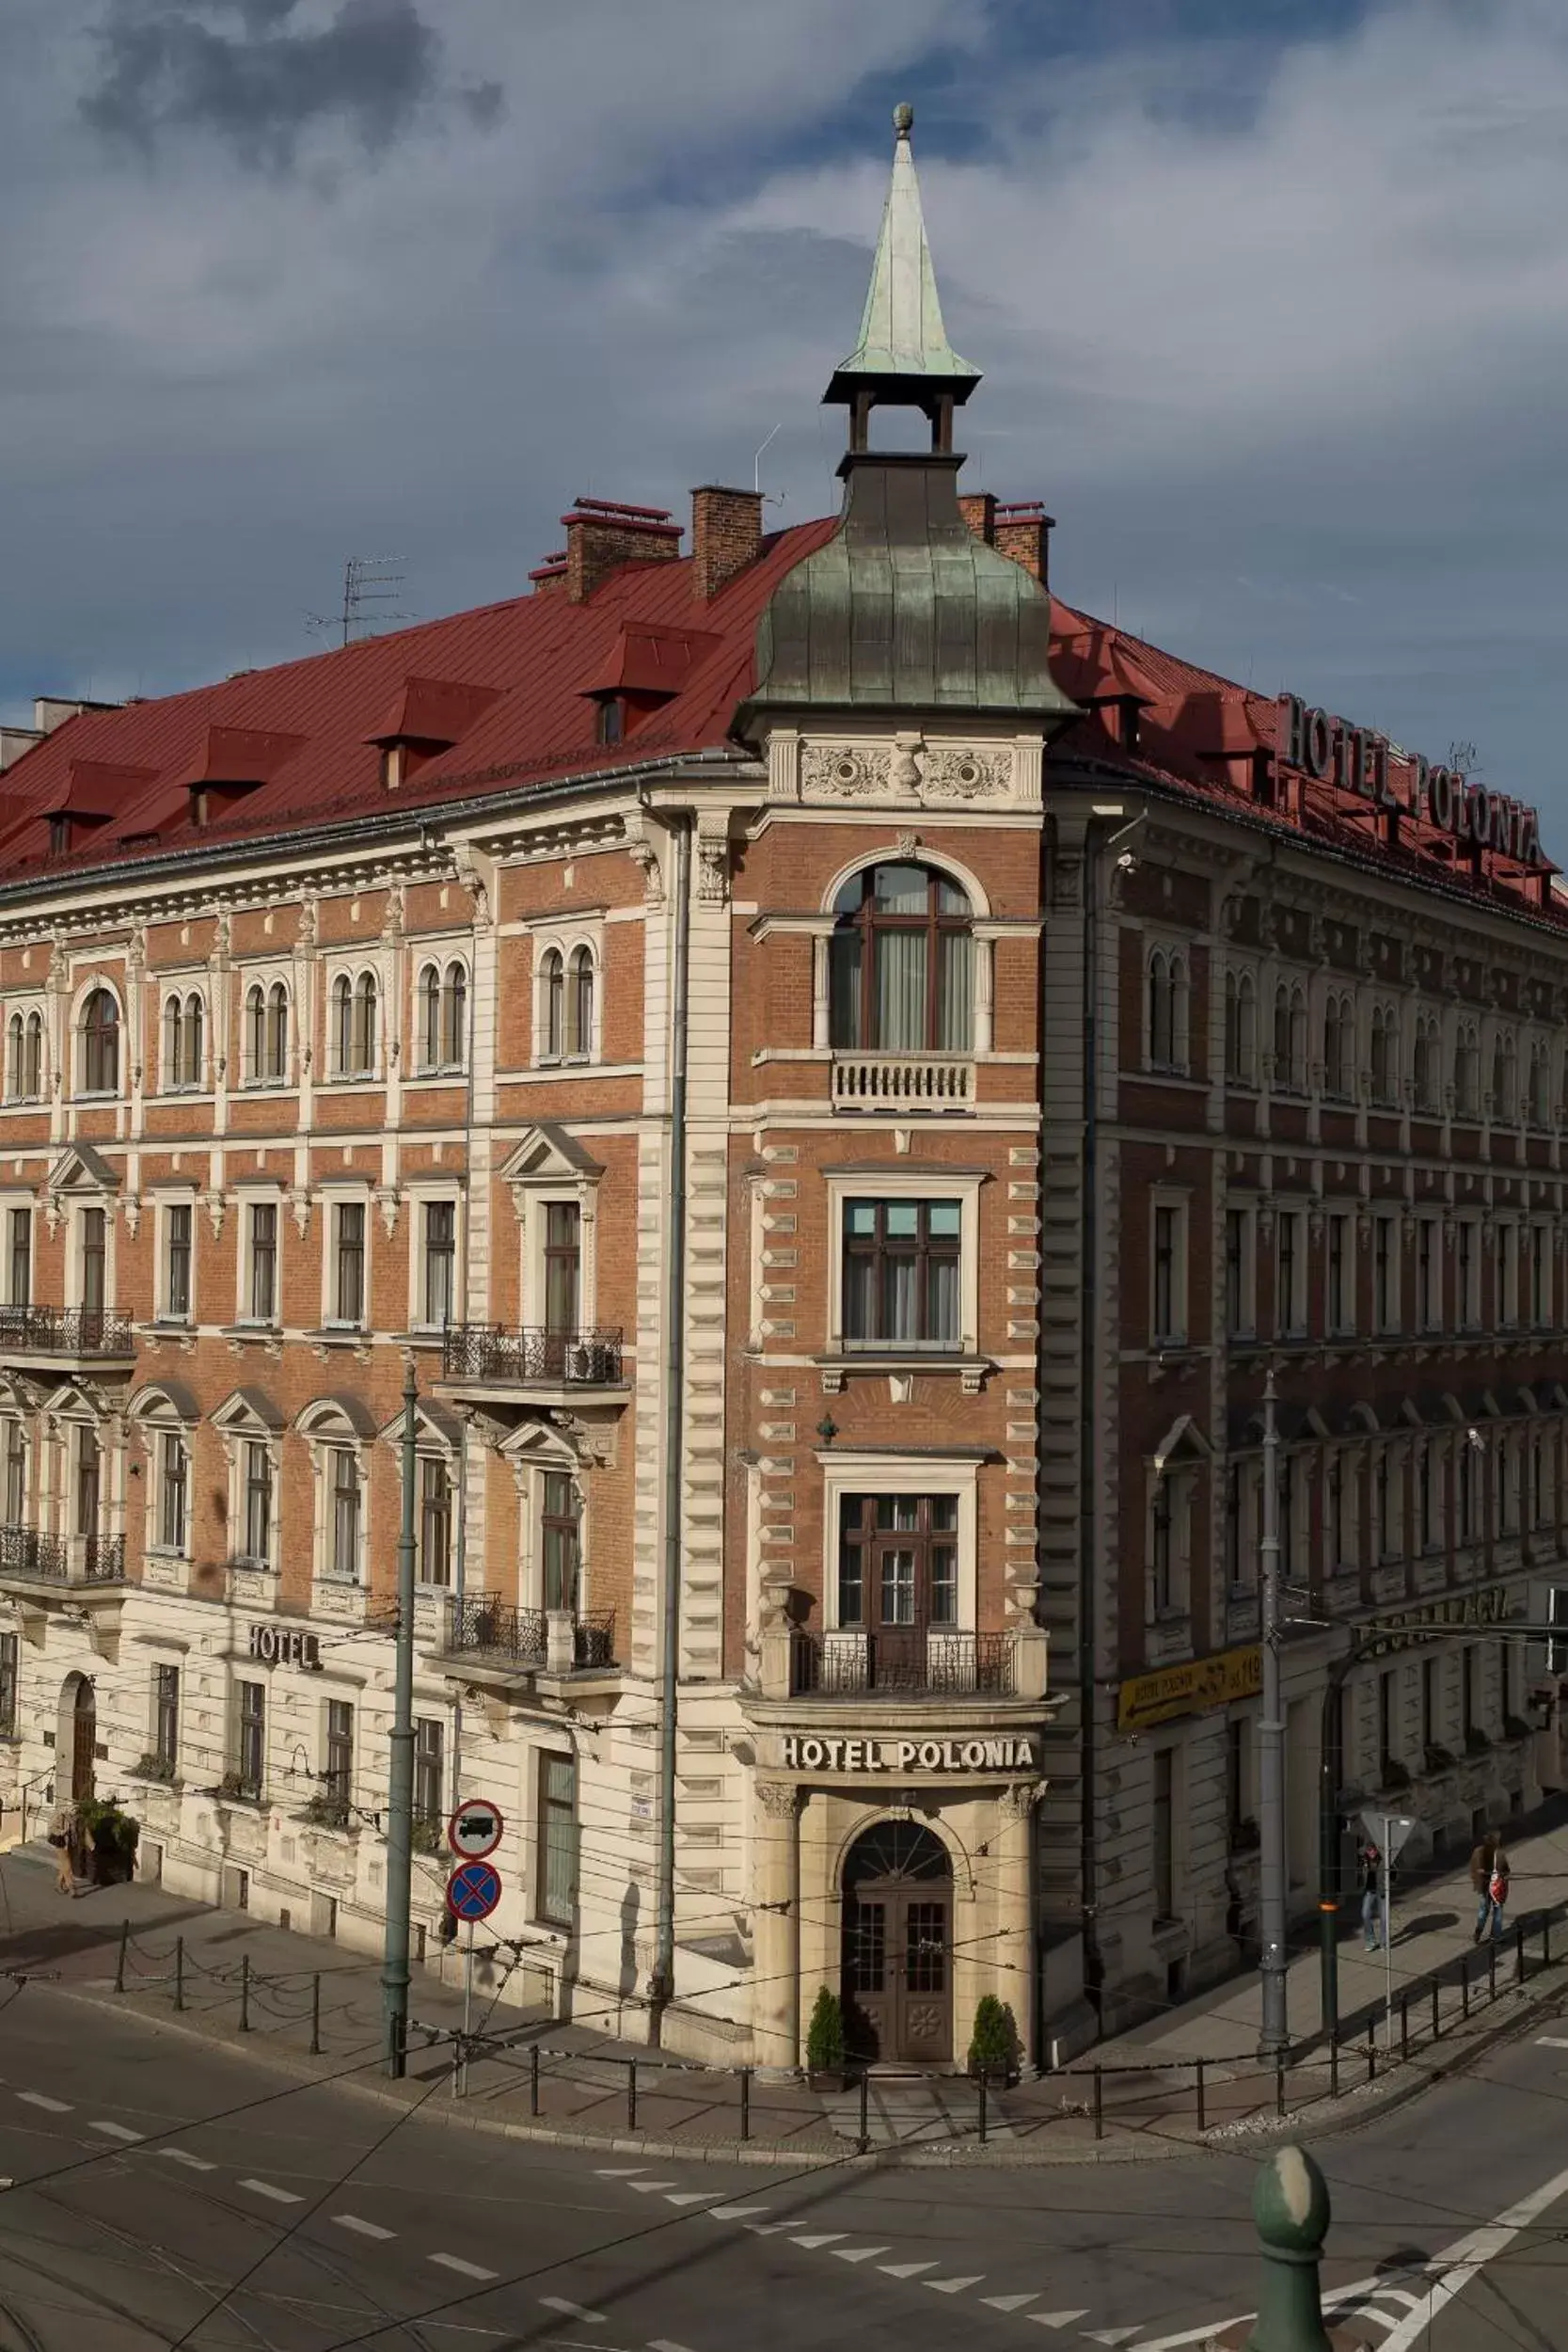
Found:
0,514 -> 1553,929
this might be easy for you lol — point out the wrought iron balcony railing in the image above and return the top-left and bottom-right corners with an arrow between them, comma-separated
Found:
789,1628 -> 1016,1698
0,1526 -> 126,1586
440,1595 -> 617,1673
0,1306 -> 135,1359
440,1325 -> 623,1386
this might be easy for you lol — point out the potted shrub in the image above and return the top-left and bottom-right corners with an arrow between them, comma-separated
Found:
804,1984 -> 846,2090
966,1994 -> 1022,2086
79,1800 -> 141,1887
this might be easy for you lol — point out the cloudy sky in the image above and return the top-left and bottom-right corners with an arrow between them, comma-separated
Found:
6,1 -> 1568,822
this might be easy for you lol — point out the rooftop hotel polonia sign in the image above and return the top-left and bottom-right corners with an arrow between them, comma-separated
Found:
1277,695 -> 1544,868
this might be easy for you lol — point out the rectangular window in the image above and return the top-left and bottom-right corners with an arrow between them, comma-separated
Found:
154,1663 -> 180,1772
159,1432 -> 188,1551
1151,1203 -> 1184,1346
1,1422 -> 22,1527
537,1752 -> 577,1928
75,1424 -> 100,1539
1152,1748 -> 1175,1919
543,1202 -> 580,1334
1226,1718 -> 1248,1838
1548,1589 -> 1568,1677
247,1202 -> 277,1325
7,1208 -> 28,1310
1422,1655 -> 1438,1756
1530,1225 -> 1552,1328
1457,1218 -> 1481,1330
329,1450 -> 360,1580
1150,1479 -> 1176,1614
419,1456 -> 452,1587
414,1717 -> 444,1831
333,1202 -> 365,1327
1372,1214 -> 1399,1336
1379,1670 -> 1397,1778
541,1470 -> 578,1611
422,1201 -> 456,1330
1326,1213 -> 1354,1337
836,1493 -> 959,1630
1498,1222 -> 1520,1329
842,1199 -> 961,1349
1462,1645 -> 1478,1740
243,1442 -> 272,1565
0,1631 -> 14,1738
1325,1449 -> 1356,1573
166,1202 -> 193,1322
80,1207 -> 105,1317
1417,1217 -> 1441,1333
235,1679 -> 265,1797
1276,1209 -> 1306,1338
324,1698 -> 354,1809
1224,1209 -> 1254,1340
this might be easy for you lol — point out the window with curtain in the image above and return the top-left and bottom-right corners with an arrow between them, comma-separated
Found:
540,949 -> 564,1060
3,1422 -> 24,1526
243,1440 -> 272,1564
235,1680 -> 265,1796
419,1456 -> 452,1586
332,975 -> 354,1073
419,964 -> 442,1069
443,961 -> 467,1067
22,1012 -> 40,1099
165,1202 -> 193,1320
154,1664 -> 180,1772
333,1202 -> 366,1325
75,1423 -> 100,1538
829,864 -> 973,1053
79,1207 -> 106,1317
836,1494 -> 958,1629
8,1206 -> 29,1310
421,1200 -> 455,1328
80,989 -> 119,1094
566,949 -> 594,1059
5,1015 -> 21,1102
541,1470 -> 579,1611
413,1717 -> 444,1831
536,1753 -> 577,1927
352,973 -> 377,1074
247,1200 -> 277,1323
1225,971 -> 1256,1085
245,983 -> 288,1083
265,982 -> 288,1079
159,1431 -> 188,1551
842,1199 -> 960,1349
543,1202 -> 580,1336
329,1449 -> 360,1580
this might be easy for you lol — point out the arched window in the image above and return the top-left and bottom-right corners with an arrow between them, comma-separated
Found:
1413,1017 -> 1440,1115
1454,1023 -> 1480,1120
5,1014 -> 21,1104
164,995 -> 183,1089
245,985 -> 266,1083
829,863 -> 973,1053
352,973 -> 377,1075
267,983 -> 288,1079
20,1011 -> 40,1101
1225,970 -> 1256,1086
1528,1042 -> 1551,1128
1370,1006 -> 1399,1108
566,948 -> 594,1061
247,981 -> 288,1081
80,989 -> 119,1096
182,993 -> 203,1088
1323,993 -> 1354,1101
1147,947 -> 1188,1073
1492,1031 -> 1517,1122
540,948 -> 565,1061
444,961 -> 467,1068
332,976 -> 353,1074
1273,981 -> 1307,1092
419,964 -> 441,1070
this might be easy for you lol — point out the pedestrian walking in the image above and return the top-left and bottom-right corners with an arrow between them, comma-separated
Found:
1470,1834 -> 1509,1943
1359,1840 -> 1384,1950
47,1800 -> 78,1898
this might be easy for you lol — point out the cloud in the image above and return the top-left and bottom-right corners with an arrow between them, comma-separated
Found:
79,0 -> 467,170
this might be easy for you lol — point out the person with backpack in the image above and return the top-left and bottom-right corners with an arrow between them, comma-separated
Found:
1470,1835 -> 1510,1943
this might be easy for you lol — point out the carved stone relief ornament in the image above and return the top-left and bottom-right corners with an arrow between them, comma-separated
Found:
622,815 -> 665,907
695,816 -> 732,905
754,1778 -> 801,1821
801,743 -> 892,799
920,745 -> 1009,801
889,733 -> 926,793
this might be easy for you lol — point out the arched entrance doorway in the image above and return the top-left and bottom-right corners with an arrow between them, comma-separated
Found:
841,1820 -> 953,2066
59,1675 -> 96,1804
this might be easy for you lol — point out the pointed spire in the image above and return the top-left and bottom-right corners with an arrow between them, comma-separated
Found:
827,103 -> 979,399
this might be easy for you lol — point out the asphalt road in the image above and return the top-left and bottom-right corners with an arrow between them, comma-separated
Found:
0,1979 -> 1564,2349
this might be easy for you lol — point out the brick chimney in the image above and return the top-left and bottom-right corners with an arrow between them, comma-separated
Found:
957,491 -> 995,544
562,498 -> 683,604
691,485 -> 765,600
530,549 -> 568,596
993,501 -> 1054,587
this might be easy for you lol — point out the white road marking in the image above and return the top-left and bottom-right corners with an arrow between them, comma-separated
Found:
1378,2159 -> 1568,2349
1534,2035 -> 1568,2049
430,2254 -> 499,2282
927,2276 -> 985,2294
594,2167 -> 647,2177
706,2204 -> 770,2220
744,2222 -> 800,2235
1084,2332 -> 1141,2347
158,2150 -> 217,2173
878,2260 -> 939,2279
1132,2326 -> 1244,2350
647,2340 -> 697,2352
981,2294 -> 1038,2312
791,2233 -> 847,2249
332,2215 -> 395,2241
15,2093 -> 71,2113
90,2121 -> 144,2142
538,2298 -> 605,2322
1022,2316 -> 1088,2333
627,2180 -> 678,2194
832,2247 -> 890,2263
662,2193 -> 712,2207
240,2178 -> 304,2204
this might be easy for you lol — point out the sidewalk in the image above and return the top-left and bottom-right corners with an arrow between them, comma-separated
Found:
1,1810 -> 1561,2167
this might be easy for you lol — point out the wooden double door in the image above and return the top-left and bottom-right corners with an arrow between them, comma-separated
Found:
841,1821 -> 953,2066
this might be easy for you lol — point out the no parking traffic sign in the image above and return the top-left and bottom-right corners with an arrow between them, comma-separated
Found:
445,1859 -> 502,1922
447,1795 -> 504,1860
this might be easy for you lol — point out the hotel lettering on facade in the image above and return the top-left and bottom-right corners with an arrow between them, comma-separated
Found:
1,111 -> 1566,2062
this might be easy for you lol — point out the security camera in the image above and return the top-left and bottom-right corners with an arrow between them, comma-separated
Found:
1117,850 -> 1138,873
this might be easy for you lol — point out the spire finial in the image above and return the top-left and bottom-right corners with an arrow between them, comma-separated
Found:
893,101 -> 914,140
823,102 -> 979,411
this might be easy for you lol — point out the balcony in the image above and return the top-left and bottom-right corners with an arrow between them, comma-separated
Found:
789,1628 -> 1016,1698
0,1306 -> 135,1374
436,1595 -> 617,1682
0,1525 -> 126,1597
830,1054 -> 974,1113
438,1324 -> 625,1401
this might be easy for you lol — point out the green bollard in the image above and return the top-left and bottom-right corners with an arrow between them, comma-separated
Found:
1243,2143 -> 1335,2351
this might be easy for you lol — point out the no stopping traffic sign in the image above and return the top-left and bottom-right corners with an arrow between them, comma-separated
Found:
445,1859 -> 502,1922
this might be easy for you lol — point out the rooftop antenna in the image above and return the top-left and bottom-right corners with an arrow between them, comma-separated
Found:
753,422 -> 784,501
306,555 -> 409,649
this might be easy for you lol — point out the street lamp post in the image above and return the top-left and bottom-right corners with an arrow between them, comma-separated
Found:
1257,1362 -> 1290,2064
380,1359 -> 419,2077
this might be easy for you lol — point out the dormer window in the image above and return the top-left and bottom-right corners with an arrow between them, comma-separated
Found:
48,816 -> 70,857
594,697 -> 625,747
